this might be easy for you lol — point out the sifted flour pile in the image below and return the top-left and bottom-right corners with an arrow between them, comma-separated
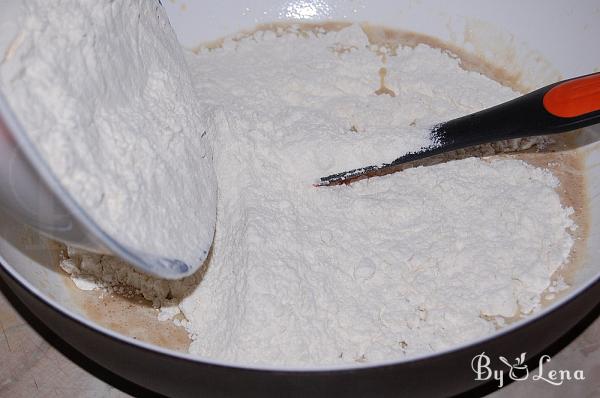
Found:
60,24 -> 575,366
0,0 -> 217,268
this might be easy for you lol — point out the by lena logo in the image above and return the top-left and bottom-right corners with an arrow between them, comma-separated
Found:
471,352 -> 585,388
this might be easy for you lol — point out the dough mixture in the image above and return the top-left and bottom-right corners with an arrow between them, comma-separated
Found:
59,22 -> 576,367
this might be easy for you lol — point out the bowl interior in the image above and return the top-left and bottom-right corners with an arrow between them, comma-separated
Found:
0,0 -> 599,371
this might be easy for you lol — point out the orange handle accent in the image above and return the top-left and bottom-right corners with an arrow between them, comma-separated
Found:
543,73 -> 600,118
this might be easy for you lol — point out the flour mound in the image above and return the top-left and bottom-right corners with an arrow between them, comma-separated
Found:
59,24 -> 575,366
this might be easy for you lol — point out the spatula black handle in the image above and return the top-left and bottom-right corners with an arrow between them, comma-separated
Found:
434,72 -> 600,150
316,72 -> 600,186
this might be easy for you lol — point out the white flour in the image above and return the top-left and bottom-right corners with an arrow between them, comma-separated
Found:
58,24 -> 575,366
0,1 -> 217,268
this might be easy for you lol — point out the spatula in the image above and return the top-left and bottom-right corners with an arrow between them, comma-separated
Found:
316,72 -> 600,187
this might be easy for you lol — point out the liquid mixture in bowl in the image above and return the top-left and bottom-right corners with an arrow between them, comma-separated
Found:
56,23 -> 587,366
